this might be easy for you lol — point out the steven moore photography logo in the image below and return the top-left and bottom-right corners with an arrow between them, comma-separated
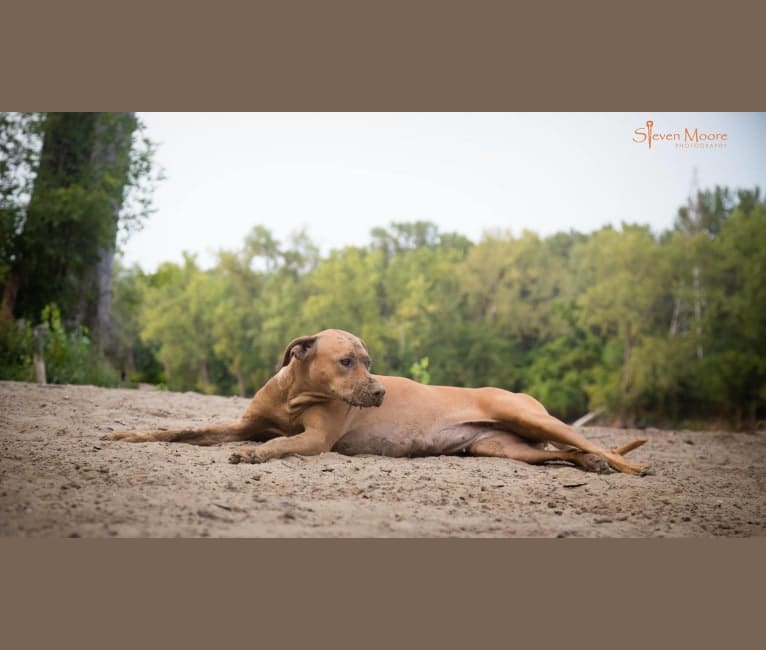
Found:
633,119 -> 729,150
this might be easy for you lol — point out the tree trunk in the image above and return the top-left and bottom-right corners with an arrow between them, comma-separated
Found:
93,246 -> 116,351
231,354 -> 246,397
201,358 -> 210,387
87,112 -> 136,352
618,320 -> 634,427
1,273 -> 19,320
32,325 -> 47,384
621,320 -> 633,390
692,264 -> 704,359
126,347 -> 136,375
669,282 -> 682,337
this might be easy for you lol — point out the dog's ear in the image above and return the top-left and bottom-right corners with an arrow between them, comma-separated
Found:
277,335 -> 319,370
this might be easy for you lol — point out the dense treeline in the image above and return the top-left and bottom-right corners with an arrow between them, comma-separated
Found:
106,188 -> 765,427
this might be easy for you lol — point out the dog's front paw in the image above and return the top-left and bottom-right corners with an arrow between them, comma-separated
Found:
229,447 -> 265,464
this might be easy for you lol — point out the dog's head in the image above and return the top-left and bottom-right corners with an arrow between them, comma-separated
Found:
277,329 -> 386,407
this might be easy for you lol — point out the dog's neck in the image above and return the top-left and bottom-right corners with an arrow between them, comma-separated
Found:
286,391 -> 334,414
271,362 -> 335,416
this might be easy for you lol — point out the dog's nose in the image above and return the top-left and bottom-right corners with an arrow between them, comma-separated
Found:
371,385 -> 386,401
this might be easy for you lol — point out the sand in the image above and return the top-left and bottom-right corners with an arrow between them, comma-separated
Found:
1,380 -> 763,537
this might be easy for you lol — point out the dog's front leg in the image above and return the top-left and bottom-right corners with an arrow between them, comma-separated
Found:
229,428 -> 336,464
229,404 -> 348,464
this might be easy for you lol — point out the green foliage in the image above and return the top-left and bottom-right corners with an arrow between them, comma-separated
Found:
0,317 -> 35,381
570,224 -> 672,420
409,357 -> 431,384
109,260 -> 164,384
0,304 -> 120,386
37,305 -> 119,386
700,203 -> 766,422
0,112 -> 44,285
524,327 -> 601,421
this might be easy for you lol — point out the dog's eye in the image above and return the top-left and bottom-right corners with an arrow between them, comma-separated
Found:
339,358 -> 353,367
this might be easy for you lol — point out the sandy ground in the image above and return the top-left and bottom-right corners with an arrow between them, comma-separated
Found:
1,380 -> 764,537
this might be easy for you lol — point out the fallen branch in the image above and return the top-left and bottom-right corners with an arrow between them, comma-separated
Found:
571,409 -> 605,427
33,325 -> 47,385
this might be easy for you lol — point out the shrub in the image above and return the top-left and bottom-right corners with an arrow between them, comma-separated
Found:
0,304 -> 121,386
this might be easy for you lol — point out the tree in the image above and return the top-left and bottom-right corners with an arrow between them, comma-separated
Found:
572,224 -> 671,422
701,202 -> 766,422
138,255 -> 224,392
110,260 -> 164,383
0,112 -> 158,348
242,226 -> 319,387
212,247 -> 264,396
300,246 -> 388,355
381,240 -> 468,380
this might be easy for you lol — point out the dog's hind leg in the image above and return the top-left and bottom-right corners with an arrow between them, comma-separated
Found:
467,431 -> 614,473
478,389 -> 649,475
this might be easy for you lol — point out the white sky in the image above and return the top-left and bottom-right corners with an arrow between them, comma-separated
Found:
121,112 -> 766,271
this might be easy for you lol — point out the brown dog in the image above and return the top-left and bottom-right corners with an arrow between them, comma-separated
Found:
104,329 -> 648,474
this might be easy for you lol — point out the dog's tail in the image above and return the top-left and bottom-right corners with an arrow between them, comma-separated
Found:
550,437 -> 649,474
550,438 -> 647,455
613,439 -> 648,456
601,438 -> 649,474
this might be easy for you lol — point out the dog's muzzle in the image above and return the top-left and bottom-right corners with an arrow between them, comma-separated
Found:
345,383 -> 386,408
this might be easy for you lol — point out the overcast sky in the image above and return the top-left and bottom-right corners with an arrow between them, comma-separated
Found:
121,112 -> 766,271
